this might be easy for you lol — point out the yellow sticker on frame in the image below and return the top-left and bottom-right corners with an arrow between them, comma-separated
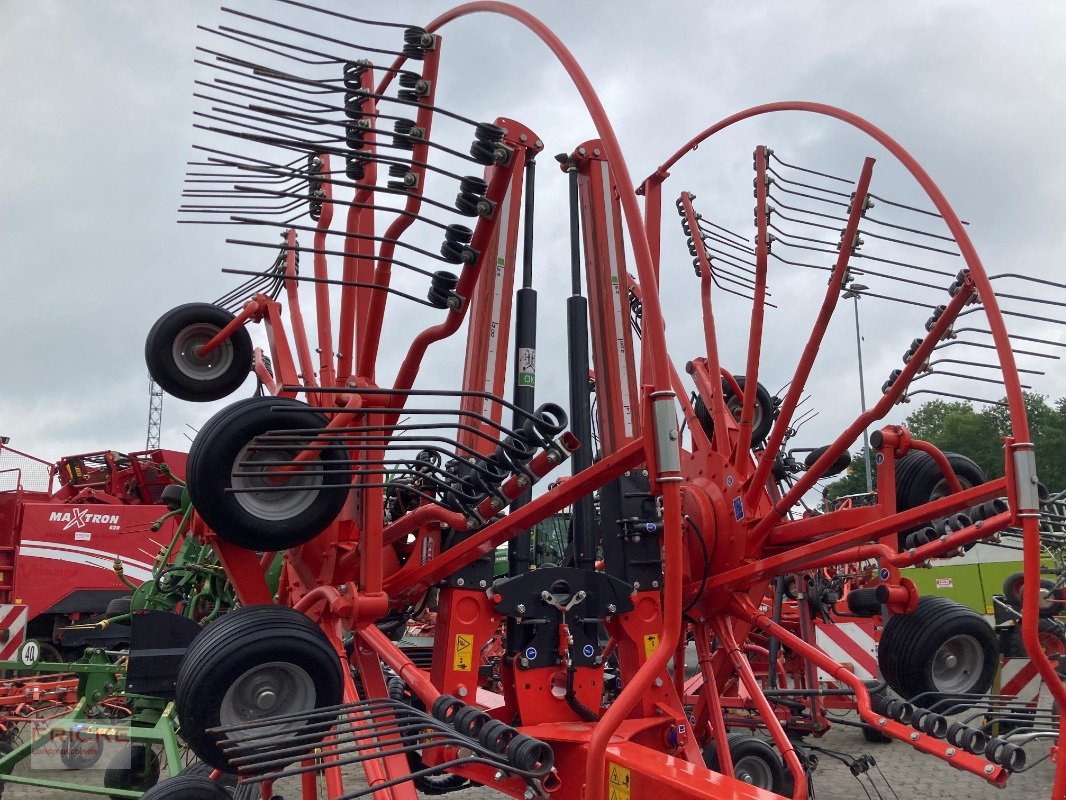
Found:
643,633 -> 660,659
608,763 -> 631,800
453,633 -> 474,671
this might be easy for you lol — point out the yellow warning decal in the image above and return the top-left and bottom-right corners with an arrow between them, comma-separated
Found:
453,633 -> 473,672
608,763 -> 631,800
643,633 -> 660,659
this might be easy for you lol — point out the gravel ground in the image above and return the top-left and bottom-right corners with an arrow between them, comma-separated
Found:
0,713 -> 1052,800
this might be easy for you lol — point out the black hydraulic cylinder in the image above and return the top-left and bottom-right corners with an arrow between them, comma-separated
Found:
565,162 -> 597,571
509,154 -> 537,576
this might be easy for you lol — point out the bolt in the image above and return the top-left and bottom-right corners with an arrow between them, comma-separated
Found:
517,475 -> 530,487
517,603 -> 526,614
456,578 -> 465,587
633,582 -> 641,590
946,748 -> 956,757
535,140 -> 543,148
256,687 -> 278,710
457,686 -> 468,697
547,451 -> 560,463
479,580 -> 487,588
606,604 -> 617,613
593,148 -> 601,156
519,133 -> 528,142
491,498 -> 503,509
654,678 -> 663,687
878,718 -> 887,727
642,469 -> 649,477
525,790 -> 536,800
652,581 -> 660,588
984,765 -> 995,775
494,770 -> 505,781
910,732 -> 919,741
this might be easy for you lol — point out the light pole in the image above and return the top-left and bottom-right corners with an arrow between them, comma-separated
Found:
842,283 -> 873,492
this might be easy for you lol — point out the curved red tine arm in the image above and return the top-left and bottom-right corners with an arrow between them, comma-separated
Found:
906,438 -> 965,494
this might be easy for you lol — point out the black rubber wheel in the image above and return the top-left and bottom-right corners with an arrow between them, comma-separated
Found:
1007,619 -> 1066,674
59,734 -> 103,769
693,376 -> 775,449
846,588 -> 882,617
895,450 -> 986,509
104,744 -> 161,799
186,396 -> 350,550
878,596 -> 998,702
893,450 -> 986,548
175,605 -> 344,770
180,761 -> 256,800
1003,571 -> 1062,618
862,724 -> 893,744
105,597 -> 133,617
160,483 -> 185,512
140,776 -> 231,800
702,733 -> 786,794
146,303 -> 253,403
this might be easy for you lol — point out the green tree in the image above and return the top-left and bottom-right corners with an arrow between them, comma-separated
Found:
824,446 -> 876,502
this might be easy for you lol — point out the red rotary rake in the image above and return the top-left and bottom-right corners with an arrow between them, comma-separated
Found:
140,2 -> 1066,799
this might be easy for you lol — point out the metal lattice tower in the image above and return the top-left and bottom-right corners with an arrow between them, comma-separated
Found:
146,376 -> 163,450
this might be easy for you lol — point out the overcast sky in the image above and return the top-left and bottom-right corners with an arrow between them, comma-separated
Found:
2,1 -> 1065,500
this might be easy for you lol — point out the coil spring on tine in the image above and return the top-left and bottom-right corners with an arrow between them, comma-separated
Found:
505,734 -> 554,775
479,719 -> 518,755
882,368 -> 903,396
945,721 -> 968,747
453,706 -> 491,739
886,699 -> 914,724
474,122 -> 506,143
902,337 -> 924,363
918,712 -> 949,738
925,304 -> 947,332
427,271 -> 459,309
960,726 -> 989,755
459,175 -> 488,197
431,694 -> 463,724
999,743 -> 1027,772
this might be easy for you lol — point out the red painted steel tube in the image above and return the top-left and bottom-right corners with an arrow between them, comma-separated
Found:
337,74 -> 377,384
734,147 -> 770,467
732,598 -> 1008,786
716,617 -> 807,799
906,438 -> 964,494
381,504 -> 468,547
359,624 -> 441,709
693,624 -> 733,780
357,45 -> 443,382
281,230 -> 320,399
744,157 -> 875,509
312,153 -> 336,390
457,153 -> 525,456
679,193 -> 730,456
195,298 -> 260,358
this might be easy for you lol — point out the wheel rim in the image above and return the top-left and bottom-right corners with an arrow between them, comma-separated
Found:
726,396 -> 762,429
931,634 -> 985,693
232,442 -> 324,521
173,323 -> 234,381
929,476 -> 974,503
732,754 -> 774,788
220,661 -> 316,739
